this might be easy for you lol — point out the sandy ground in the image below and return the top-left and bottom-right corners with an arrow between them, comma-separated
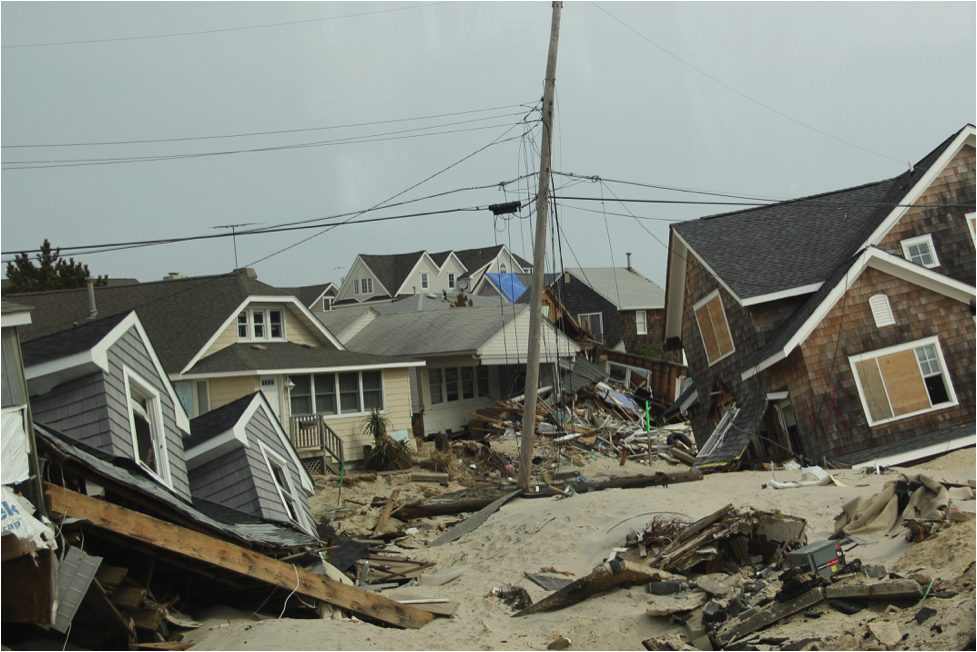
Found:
182,447 -> 976,651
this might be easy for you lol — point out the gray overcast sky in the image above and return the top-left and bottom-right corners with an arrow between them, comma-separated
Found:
3,2 -> 974,289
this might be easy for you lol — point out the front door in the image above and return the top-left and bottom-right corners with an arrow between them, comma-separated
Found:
260,376 -> 282,421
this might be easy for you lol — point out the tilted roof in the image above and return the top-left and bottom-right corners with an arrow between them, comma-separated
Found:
671,126 -> 967,304
184,342 -> 411,376
563,268 -> 666,310
184,392 -> 257,449
13,271 -> 294,373
20,311 -> 131,368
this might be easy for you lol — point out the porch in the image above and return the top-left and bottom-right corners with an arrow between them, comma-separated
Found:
289,414 -> 345,476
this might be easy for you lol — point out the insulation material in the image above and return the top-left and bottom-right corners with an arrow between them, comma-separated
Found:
1,407 -> 30,485
1,485 -> 57,552
834,473 -> 951,542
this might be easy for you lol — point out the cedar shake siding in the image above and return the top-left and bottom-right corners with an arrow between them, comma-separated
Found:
619,308 -> 666,351
878,145 -> 976,287
768,267 -> 976,463
553,277 -> 622,348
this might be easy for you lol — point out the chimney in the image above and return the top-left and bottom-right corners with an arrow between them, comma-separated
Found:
86,277 -> 98,320
163,272 -> 188,281
626,252 -> 632,270
234,268 -> 257,279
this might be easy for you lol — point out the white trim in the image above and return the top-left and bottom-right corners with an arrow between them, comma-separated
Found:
849,434 -> 976,469
766,391 -> 789,401
172,359 -> 423,381
123,366 -> 173,488
862,126 -> 976,250
184,426 -> 249,470
337,255 -> 392,301
849,335 -> 959,427
1,311 -> 32,328
577,312 -> 605,344
740,283 -> 824,307
679,388 -> 699,412
968,212 -> 977,249
391,252 -> 439,296
900,233 -> 941,269
258,441 -> 315,536
741,247 -> 977,381
636,310 -> 648,336
692,289 -> 736,366
869,294 -> 895,328
695,405 -> 740,462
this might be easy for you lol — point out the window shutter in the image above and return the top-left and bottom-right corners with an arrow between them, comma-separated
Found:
869,294 -> 895,328
694,303 -> 720,362
877,349 -> 930,415
707,297 -> 734,356
854,359 -> 893,421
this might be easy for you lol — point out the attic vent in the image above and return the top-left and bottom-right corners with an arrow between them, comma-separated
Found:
300,343 -> 317,349
869,294 -> 895,328
251,344 -> 267,351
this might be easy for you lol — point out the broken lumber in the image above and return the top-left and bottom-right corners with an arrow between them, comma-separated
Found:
825,579 -> 922,601
373,489 -> 401,535
513,560 -> 674,616
397,494 -> 518,520
713,588 -> 825,647
44,482 -> 434,629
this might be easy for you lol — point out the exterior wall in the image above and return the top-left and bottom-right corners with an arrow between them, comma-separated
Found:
553,276 -> 623,348
480,311 -> 579,364
619,308 -> 666,352
31,374 -> 113,452
2,327 -> 26,408
246,405 -> 315,528
877,145 -> 976,287
415,359 -> 498,434
203,319 -> 238,359
282,308 -> 327,348
778,266 -> 976,462
209,376 -> 261,411
336,258 -> 383,303
402,257 -> 461,296
188,447 -> 261,514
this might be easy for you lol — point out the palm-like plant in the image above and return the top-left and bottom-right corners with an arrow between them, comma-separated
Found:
361,408 -> 413,471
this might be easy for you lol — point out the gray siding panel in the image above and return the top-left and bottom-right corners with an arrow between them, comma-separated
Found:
3,328 -> 25,408
30,374 -> 114,453
104,327 -> 192,501
188,447 -> 261,515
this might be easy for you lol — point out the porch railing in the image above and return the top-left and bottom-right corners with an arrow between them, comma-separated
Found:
289,414 -> 345,476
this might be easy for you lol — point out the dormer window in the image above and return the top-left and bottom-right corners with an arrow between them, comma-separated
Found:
123,367 -> 170,486
237,308 -> 285,342
356,278 -> 373,295
448,273 -> 456,289
421,273 -> 430,289
901,234 -> 940,268
499,263 -> 507,274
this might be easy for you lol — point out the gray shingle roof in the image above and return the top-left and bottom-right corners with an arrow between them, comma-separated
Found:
37,423 -> 315,549
374,293 -> 505,314
185,342 -> 408,375
832,422 -> 976,466
20,311 -> 131,368
277,283 -> 336,308
1,299 -> 33,313
564,356 -> 609,394
185,391 -> 257,449
13,271 -> 292,374
314,305 -> 375,338
359,251 -> 426,295
451,245 -> 507,276
345,305 -> 520,357
563,268 -> 666,310
693,378 -> 767,467
672,126 -> 967,303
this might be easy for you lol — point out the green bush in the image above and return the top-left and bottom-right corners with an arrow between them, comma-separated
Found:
361,408 -> 413,471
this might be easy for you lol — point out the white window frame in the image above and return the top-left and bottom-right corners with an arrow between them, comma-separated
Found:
693,289 -> 736,366
849,335 -> 958,427
900,234 -> 940,269
448,273 -> 456,289
174,379 -> 210,418
696,405 -> 740,461
258,442 -> 303,526
499,263 -> 507,274
428,366 -> 490,406
868,294 -> 895,328
123,367 -> 171,487
289,371 -> 385,418
967,212 -> 976,250
420,273 -> 429,289
358,278 -> 373,295
636,310 -> 648,335
236,308 -> 286,342
578,312 -> 604,343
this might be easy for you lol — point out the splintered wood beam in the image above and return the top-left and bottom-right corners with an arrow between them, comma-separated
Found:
373,489 -> 401,536
44,482 -> 435,629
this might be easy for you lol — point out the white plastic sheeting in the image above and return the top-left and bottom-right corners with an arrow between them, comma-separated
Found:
1,407 -> 30,484
1,485 -> 57,552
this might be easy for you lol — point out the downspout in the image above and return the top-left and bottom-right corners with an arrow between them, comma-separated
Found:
86,277 -> 98,320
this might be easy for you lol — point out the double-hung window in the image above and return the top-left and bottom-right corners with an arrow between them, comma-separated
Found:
357,278 -> 373,295
636,310 -> 648,335
236,308 -> 285,342
578,313 -> 604,343
850,336 -> 957,426
259,443 -> 300,522
421,273 -> 430,289
900,234 -> 940,268
693,290 -> 735,365
448,273 -> 456,289
289,371 -> 384,416
174,380 -> 210,418
429,366 -> 490,404
124,368 -> 170,485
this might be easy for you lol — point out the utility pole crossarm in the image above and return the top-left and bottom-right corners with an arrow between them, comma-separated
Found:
518,1 -> 563,491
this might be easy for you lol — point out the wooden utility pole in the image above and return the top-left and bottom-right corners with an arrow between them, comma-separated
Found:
518,1 -> 562,491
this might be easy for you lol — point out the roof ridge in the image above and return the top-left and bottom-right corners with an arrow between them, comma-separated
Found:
5,272 -> 238,298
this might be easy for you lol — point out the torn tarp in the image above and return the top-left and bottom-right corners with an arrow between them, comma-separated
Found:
1,485 -> 57,553
2,407 -> 31,485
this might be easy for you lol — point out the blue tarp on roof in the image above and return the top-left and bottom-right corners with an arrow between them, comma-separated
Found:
486,273 -> 527,303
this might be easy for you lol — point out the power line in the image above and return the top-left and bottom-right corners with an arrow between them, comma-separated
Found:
589,2 -> 904,166
3,117 -> 537,171
3,2 -> 450,49
2,103 -> 537,149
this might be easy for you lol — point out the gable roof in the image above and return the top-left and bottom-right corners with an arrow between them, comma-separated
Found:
452,245 -> 509,277
184,392 -> 255,449
277,283 -> 337,309
563,267 -> 666,310
12,271 -> 343,375
183,342 -> 419,377
669,124 -> 974,310
359,251 -> 426,296
740,246 -> 977,381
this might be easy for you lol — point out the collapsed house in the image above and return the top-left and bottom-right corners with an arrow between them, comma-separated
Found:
663,124 -> 976,470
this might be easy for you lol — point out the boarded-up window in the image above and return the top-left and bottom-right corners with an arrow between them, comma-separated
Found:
851,338 -> 957,425
693,290 -> 735,365
869,294 -> 895,328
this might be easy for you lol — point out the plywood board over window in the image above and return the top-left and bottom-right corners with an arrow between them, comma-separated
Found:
850,336 -> 958,427
693,290 -> 735,365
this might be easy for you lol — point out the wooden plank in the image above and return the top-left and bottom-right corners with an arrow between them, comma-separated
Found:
878,349 -> 930,416
0,548 -> 56,625
714,588 -> 824,646
109,585 -> 149,609
95,563 -> 129,590
44,482 -> 434,629
677,504 -> 734,544
84,579 -> 137,647
135,643 -> 194,651
374,489 -> 401,535
825,579 -> 922,601
1,532 -> 35,562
